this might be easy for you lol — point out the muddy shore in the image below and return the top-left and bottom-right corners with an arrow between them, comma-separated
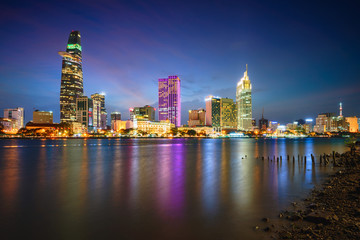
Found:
260,150 -> 360,239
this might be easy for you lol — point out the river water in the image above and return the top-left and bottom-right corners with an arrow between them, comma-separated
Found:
0,138 -> 347,239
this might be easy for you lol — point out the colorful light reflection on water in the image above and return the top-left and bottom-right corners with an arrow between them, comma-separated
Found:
0,138 -> 346,239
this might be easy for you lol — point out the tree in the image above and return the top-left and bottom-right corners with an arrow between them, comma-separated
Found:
345,137 -> 357,155
198,130 -> 207,137
187,130 -> 196,136
170,128 -> 178,136
138,130 -> 148,136
0,123 -> 4,134
120,128 -> 131,135
175,130 -> 184,136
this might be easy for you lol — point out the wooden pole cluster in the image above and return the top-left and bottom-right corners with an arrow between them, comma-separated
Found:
259,151 -> 345,167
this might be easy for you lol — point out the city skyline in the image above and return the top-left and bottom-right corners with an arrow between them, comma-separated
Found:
1,1 -> 360,125
2,2 -> 360,240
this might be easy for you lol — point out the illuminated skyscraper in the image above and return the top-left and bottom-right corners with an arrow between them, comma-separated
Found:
205,96 -> 236,131
339,102 -> 343,117
205,96 -> 221,131
158,76 -> 181,127
111,112 -> 121,130
76,96 -> 94,130
59,31 -> 83,123
220,98 -> 237,129
346,117 -> 358,132
236,64 -> 252,131
91,93 -> 107,129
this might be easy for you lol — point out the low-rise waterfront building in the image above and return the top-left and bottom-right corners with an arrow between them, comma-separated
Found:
25,122 -> 59,131
4,107 -> 24,130
130,105 -> 155,121
304,119 -> 313,133
314,113 -> 333,133
112,120 -> 133,132
111,112 -> 121,130
0,118 -> 17,133
314,113 -> 349,133
269,121 -> 279,132
334,117 -> 349,132
346,117 -> 358,132
188,109 -> 206,127
135,120 -> 174,135
70,122 -> 85,134
33,110 -> 53,124
286,122 -> 298,131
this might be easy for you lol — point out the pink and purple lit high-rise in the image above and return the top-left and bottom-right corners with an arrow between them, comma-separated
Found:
158,76 -> 181,127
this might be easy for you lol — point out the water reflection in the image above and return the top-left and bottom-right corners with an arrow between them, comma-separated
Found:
0,138 -> 347,239
202,140 -> 219,217
171,143 -> 185,218
112,142 -> 122,207
156,143 -> 172,217
0,148 -> 20,214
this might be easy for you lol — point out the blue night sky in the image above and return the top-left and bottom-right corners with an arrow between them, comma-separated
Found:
1,0 -> 360,125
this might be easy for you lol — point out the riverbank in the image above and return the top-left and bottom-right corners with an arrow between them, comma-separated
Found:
0,135 -> 353,139
263,151 -> 360,239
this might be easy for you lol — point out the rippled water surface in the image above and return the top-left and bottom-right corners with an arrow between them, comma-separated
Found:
0,138 -> 347,239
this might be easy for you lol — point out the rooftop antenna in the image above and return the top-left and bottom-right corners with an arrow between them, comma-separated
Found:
339,101 -> 343,117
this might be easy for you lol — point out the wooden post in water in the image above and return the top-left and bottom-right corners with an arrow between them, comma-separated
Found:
287,155 -> 289,161
280,156 -> 282,162
324,154 -> 327,165
304,156 -> 307,165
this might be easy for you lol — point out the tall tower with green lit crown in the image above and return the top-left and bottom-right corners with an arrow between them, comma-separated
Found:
59,30 -> 83,122
236,64 -> 252,131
